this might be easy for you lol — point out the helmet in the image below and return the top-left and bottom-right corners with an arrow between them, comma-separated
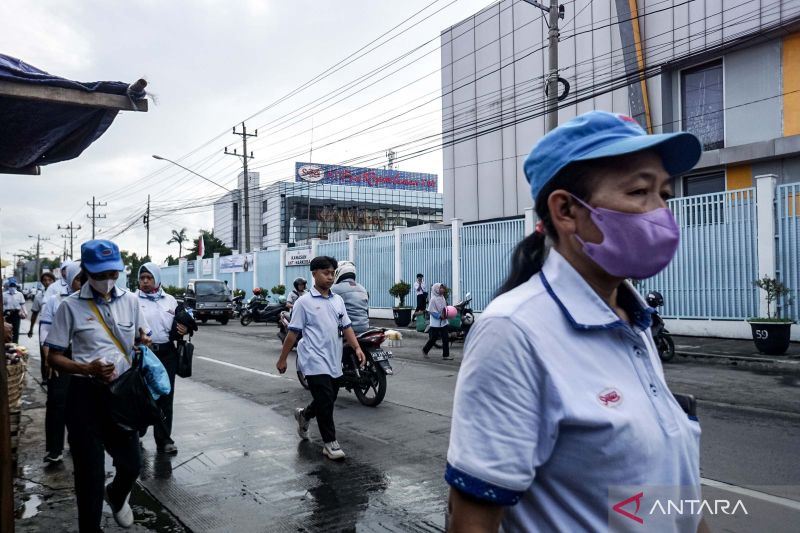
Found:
293,277 -> 307,290
253,287 -> 263,296
334,261 -> 356,283
646,291 -> 664,308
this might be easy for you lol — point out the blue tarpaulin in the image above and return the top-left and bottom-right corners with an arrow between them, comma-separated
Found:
0,54 -> 146,170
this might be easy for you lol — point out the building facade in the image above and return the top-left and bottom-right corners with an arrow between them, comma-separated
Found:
440,0 -> 800,222
260,163 -> 443,248
212,171 -> 263,253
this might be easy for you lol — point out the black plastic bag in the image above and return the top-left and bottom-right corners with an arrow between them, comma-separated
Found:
176,339 -> 193,378
109,350 -> 165,432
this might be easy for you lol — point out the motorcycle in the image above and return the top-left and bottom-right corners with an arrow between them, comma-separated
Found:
240,296 -> 285,326
296,328 -> 393,407
232,294 -> 245,318
448,292 -> 475,342
277,310 -> 301,348
647,291 -> 675,362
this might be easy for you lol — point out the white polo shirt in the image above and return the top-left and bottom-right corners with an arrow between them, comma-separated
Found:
136,290 -> 178,344
446,250 -> 701,532
3,289 -> 24,311
288,286 -> 351,378
46,284 -> 151,380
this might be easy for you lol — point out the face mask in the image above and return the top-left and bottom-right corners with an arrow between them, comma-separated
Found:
89,278 -> 116,295
571,195 -> 680,279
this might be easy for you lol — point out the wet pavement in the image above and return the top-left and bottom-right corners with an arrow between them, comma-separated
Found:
12,316 -> 800,532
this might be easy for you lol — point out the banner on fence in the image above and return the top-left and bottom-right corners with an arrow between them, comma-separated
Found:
219,253 -> 254,273
202,258 -> 213,275
187,260 -> 195,274
286,249 -> 311,266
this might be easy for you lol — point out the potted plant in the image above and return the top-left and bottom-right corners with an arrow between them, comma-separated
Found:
389,281 -> 412,327
748,276 -> 793,355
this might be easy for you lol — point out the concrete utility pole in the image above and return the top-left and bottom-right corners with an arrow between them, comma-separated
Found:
225,122 -> 257,253
86,196 -> 107,239
143,195 -> 150,258
28,234 -> 50,280
57,222 -> 82,259
523,0 -> 564,131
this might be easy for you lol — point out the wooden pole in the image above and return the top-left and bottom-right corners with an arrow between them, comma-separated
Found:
0,293 -> 13,532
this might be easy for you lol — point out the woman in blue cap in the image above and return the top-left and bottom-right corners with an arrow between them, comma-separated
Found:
445,112 -> 709,532
46,240 -> 151,532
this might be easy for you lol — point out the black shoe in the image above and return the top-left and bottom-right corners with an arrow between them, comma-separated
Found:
157,443 -> 178,455
442,355 -> 453,360
43,452 -> 63,464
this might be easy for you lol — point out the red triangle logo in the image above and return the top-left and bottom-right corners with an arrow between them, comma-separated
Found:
612,491 -> 645,524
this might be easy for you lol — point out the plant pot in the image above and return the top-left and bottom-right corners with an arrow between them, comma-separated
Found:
748,321 -> 792,355
393,308 -> 412,327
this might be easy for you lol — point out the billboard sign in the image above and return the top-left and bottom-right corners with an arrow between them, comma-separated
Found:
286,249 -> 311,267
202,258 -> 213,275
295,162 -> 437,192
219,254 -> 254,274
186,260 -> 195,274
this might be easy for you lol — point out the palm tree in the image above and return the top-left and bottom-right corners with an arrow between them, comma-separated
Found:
167,228 -> 189,258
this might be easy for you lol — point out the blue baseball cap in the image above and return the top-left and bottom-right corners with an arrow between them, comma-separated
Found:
524,111 -> 702,202
80,239 -> 124,273
7,277 -> 17,286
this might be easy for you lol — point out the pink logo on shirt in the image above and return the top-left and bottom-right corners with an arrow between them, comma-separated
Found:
598,388 -> 623,407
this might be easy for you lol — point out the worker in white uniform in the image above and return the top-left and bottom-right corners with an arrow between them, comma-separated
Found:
446,112 -> 709,532
136,261 -> 187,454
46,240 -> 151,532
40,261 -> 83,464
3,277 -> 27,343
28,271 -> 56,379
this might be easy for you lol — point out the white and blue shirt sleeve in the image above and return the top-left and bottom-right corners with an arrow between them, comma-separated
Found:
288,296 -> 308,333
446,316 -> 560,506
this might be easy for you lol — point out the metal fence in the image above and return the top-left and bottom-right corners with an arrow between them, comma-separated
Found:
401,228 -> 452,305
639,189 -> 758,319
319,240 -> 349,262
460,219 -> 525,311
355,235 -> 395,308
776,183 -> 800,321
161,265 -> 179,288
256,250 -> 281,291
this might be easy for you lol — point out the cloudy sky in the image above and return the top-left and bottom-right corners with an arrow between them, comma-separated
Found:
0,0 -> 492,272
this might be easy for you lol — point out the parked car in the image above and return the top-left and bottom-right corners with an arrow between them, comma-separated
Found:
184,279 -> 233,325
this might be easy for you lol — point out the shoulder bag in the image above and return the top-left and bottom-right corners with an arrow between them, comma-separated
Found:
176,337 -> 194,378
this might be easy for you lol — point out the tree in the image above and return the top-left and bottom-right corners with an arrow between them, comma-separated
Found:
184,230 -> 232,260
167,228 -> 189,259
164,255 -> 178,266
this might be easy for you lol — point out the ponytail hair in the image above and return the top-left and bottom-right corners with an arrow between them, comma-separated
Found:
497,232 -> 548,295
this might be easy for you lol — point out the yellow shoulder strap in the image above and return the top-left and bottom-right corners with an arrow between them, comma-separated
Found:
88,300 -> 130,363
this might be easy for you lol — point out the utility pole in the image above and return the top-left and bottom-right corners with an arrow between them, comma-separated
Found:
523,0 -> 564,131
225,122 -> 257,253
143,195 -> 150,259
86,196 -> 107,239
57,222 -> 81,259
28,234 -> 50,280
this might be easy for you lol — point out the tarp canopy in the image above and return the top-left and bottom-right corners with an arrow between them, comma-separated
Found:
0,54 -> 147,173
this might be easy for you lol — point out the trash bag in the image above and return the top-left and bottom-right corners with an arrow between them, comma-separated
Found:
140,345 -> 171,400
176,339 -> 193,378
109,350 -> 164,433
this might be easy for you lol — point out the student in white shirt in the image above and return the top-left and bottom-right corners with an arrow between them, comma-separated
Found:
2,277 -> 26,342
446,112 -> 708,532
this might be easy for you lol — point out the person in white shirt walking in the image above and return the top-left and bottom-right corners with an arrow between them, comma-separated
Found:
276,256 -> 366,460
3,277 -> 26,342
27,271 -> 56,379
136,262 -> 187,454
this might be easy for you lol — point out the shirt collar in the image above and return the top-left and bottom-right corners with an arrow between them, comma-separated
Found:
79,283 -> 126,303
310,285 -> 333,299
137,288 -> 164,301
539,249 -> 653,331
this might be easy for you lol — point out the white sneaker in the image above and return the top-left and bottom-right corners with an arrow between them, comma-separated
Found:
294,408 -> 310,440
105,484 -> 134,528
322,440 -> 346,460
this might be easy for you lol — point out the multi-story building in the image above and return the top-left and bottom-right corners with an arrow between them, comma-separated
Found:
440,0 -> 800,222
212,171 -> 262,253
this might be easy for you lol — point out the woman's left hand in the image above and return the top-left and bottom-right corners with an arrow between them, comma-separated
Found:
137,327 -> 152,346
176,323 -> 188,336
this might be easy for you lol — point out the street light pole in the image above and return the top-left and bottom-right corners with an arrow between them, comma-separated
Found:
523,0 -> 564,132
152,155 -> 232,193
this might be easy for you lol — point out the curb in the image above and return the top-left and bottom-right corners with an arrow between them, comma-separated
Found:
676,350 -> 800,371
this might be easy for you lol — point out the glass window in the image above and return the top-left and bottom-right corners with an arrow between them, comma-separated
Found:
684,172 -> 725,196
681,60 -> 724,150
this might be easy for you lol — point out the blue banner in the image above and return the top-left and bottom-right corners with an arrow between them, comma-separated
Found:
295,162 -> 437,192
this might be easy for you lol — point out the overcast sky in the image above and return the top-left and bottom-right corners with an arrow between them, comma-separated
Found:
0,0 -> 492,273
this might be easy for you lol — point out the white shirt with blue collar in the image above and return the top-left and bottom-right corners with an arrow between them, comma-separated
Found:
46,284 -> 152,380
446,249 -> 701,532
136,289 -> 178,344
288,285 -> 351,378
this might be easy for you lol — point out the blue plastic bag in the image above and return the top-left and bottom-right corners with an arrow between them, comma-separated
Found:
139,345 -> 171,400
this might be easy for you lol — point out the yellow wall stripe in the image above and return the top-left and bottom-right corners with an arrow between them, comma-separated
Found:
784,32 -> 800,137
628,0 -> 653,133
726,164 -> 752,191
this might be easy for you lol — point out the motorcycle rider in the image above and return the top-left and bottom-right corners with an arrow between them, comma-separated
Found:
330,261 -> 369,335
286,277 -> 308,311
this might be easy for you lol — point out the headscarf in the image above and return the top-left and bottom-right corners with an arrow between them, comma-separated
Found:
64,261 -> 83,293
138,262 -> 164,300
427,283 -> 446,316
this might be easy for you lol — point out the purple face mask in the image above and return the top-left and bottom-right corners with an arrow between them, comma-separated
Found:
571,195 -> 680,279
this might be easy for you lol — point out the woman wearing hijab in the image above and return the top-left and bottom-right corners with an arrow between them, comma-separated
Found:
136,262 -> 187,455
422,283 -> 451,360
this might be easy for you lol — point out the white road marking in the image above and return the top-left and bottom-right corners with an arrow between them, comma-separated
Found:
196,355 -> 291,381
701,478 -> 800,511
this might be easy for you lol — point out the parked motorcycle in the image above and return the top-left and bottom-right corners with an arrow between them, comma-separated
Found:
448,292 -> 475,342
232,294 -> 245,318
297,328 -> 393,407
240,296 -> 285,326
647,291 -> 675,362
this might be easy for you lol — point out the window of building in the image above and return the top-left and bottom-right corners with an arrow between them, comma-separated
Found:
683,172 -> 725,196
681,172 -> 726,225
681,60 -> 724,150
